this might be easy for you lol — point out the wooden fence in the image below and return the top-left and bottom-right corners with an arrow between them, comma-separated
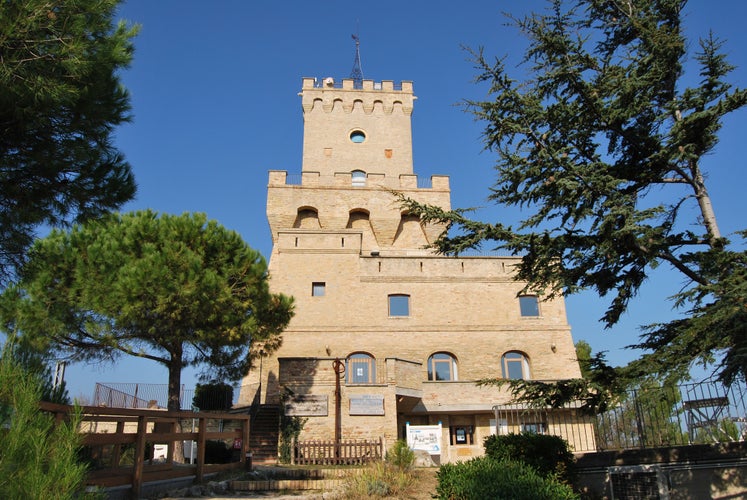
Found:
294,438 -> 383,465
40,402 -> 249,499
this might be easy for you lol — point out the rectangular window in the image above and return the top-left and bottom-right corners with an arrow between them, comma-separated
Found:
519,295 -> 540,317
521,422 -> 546,434
312,282 -> 325,296
388,294 -> 410,317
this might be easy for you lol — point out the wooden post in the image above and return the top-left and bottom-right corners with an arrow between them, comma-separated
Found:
196,415 -> 207,483
332,358 -> 345,459
242,420 -> 250,467
132,415 -> 148,499
111,421 -> 125,468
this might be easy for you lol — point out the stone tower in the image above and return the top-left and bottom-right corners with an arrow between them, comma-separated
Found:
239,76 -> 587,464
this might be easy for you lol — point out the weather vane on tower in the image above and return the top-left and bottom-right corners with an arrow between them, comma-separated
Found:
350,32 -> 364,87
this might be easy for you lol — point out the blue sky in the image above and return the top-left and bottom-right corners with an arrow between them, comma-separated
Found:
62,0 -> 747,401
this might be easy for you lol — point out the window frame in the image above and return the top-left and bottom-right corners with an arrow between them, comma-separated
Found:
351,169 -> 366,187
427,352 -> 458,381
501,351 -> 530,380
520,422 -> 546,434
346,352 -> 376,385
311,282 -> 326,297
519,295 -> 540,317
349,130 -> 366,144
388,294 -> 410,317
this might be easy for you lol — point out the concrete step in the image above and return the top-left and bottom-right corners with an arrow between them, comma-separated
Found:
232,478 -> 343,491
232,466 -> 361,491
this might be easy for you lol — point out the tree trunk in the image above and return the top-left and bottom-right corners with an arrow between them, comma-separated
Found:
167,351 -> 185,463
167,354 -> 183,412
694,167 -> 722,245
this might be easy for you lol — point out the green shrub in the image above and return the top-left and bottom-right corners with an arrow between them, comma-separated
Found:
0,349 -> 91,498
204,440 -> 232,463
436,456 -> 578,500
385,439 -> 415,471
192,382 -> 233,412
483,432 -> 577,484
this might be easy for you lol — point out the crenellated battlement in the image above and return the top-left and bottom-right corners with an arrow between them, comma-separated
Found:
300,77 -> 415,116
302,77 -> 413,92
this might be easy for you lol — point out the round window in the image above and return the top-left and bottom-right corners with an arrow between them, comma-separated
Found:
350,130 -> 366,143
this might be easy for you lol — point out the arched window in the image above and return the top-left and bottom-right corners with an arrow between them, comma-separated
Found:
427,353 -> 458,381
502,351 -> 530,380
347,353 -> 375,384
293,207 -> 320,229
351,169 -> 366,187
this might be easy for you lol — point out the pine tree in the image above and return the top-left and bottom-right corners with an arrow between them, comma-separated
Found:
0,0 -> 138,285
401,0 -> 747,386
0,210 -> 294,411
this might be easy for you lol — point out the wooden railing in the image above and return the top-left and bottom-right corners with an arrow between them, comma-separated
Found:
40,402 -> 249,498
294,438 -> 383,465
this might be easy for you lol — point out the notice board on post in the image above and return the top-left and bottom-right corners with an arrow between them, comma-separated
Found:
406,422 -> 442,456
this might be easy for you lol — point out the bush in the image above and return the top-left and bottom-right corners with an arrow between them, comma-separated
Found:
0,349 -> 91,498
483,432 -> 576,484
204,440 -> 232,464
385,439 -> 415,471
192,383 -> 233,412
436,456 -> 578,500
343,460 -> 414,499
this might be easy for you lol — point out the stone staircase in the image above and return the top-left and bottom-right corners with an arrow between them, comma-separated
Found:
249,404 -> 280,464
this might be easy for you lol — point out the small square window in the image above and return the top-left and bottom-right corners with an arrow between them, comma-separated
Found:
519,295 -> 540,317
312,282 -> 325,296
388,294 -> 410,317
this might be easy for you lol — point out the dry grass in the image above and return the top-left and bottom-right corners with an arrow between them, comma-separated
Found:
401,467 -> 439,499
341,465 -> 439,499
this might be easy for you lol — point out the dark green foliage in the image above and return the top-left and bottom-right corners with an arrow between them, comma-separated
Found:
436,456 -> 578,500
278,387 -> 307,464
5,335 -> 70,404
483,432 -> 576,485
0,0 -> 138,285
478,350 -> 629,414
632,243 -> 747,385
278,413 -> 306,464
203,440 -> 232,464
0,210 -> 294,411
0,347 -> 89,498
399,0 -> 747,387
192,382 -> 234,412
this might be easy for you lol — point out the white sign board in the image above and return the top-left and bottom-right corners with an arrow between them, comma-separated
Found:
406,423 -> 442,455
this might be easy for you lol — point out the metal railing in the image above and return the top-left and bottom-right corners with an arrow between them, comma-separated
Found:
594,381 -> 747,451
92,383 -> 240,411
493,402 -> 598,452
494,380 -> 747,453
